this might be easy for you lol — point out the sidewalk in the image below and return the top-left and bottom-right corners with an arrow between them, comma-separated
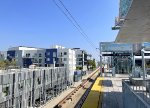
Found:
102,74 -> 129,108
42,71 -> 95,108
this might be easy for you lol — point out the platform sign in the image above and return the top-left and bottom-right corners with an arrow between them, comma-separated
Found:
101,42 -> 133,52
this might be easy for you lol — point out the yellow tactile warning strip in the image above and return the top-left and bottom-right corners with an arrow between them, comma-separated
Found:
82,77 -> 104,108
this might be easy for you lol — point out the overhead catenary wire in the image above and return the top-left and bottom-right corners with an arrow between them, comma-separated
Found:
57,0 -> 97,49
52,0 -> 99,58
53,0 -> 96,49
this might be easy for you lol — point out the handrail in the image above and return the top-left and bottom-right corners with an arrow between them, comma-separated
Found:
122,80 -> 150,108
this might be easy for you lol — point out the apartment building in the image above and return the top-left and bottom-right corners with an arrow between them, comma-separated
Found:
51,45 -> 76,83
45,48 -> 58,67
7,46 -> 45,68
73,48 -> 88,71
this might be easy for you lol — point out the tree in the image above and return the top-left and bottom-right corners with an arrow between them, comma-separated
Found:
76,66 -> 83,70
87,59 -> 96,70
10,59 -> 16,67
0,60 -> 6,69
0,59 -> 16,70
92,59 -> 96,69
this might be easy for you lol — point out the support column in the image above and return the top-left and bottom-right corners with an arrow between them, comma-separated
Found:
132,54 -> 135,75
142,49 -> 146,80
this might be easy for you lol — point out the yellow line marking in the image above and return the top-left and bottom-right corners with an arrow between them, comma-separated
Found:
82,77 -> 104,108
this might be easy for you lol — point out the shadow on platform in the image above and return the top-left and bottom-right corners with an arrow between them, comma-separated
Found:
101,80 -> 113,87
102,91 -> 123,108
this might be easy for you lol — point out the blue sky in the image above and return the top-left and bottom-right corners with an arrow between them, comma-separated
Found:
0,0 -> 119,60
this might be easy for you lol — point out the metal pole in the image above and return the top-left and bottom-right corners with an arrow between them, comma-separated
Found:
100,43 -> 102,77
142,49 -> 146,80
132,54 -> 135,75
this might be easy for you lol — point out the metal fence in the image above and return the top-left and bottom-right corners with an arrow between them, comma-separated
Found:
0,67 -> 70,108
122,80 -> 150,108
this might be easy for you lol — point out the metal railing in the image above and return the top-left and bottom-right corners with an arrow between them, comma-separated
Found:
122,80 -> 150,108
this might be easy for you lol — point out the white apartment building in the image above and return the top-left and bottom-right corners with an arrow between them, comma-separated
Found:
73,48 -> 88,71
51,45 -> 76,83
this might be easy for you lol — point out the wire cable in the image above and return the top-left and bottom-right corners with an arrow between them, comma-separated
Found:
57,0 -> 97,49
52,0 -> 99,57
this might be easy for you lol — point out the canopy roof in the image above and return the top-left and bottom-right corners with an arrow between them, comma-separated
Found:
115,0 -> 150,43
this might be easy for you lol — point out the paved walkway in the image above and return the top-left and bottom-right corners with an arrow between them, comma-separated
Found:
42,71 -> 94,108
102,74 -> 129,108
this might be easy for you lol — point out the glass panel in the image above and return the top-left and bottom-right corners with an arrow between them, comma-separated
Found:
120,0 -> 133,18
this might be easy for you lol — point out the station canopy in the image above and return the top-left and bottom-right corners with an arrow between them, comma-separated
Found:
101,42 -> 133,52
115,0 -> 150,43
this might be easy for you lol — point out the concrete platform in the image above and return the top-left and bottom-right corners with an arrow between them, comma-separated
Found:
102,74 -> 129,108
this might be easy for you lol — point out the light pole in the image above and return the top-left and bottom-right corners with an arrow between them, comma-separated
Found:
96,46 -> 102,77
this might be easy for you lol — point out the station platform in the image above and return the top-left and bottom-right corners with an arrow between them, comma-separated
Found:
82,74 -> 129,108
82,77 -> 104,108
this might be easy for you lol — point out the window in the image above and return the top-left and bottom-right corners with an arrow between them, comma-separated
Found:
39,59 -> 42,63
47,52 -> 50,56
64,58 -> 67,61
26,53 -> 30,57
64,52 -> 67,55
47,58 -> 50,61
53,52 -> 56,57
39,53 -> 42,57
120,0 -> 133,18
79,62 -> 82,65
79,58 -> 83,61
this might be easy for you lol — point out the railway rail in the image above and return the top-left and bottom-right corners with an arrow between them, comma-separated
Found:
54,68 -> 100,108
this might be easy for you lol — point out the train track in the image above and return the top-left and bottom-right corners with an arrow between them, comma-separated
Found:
54,68 -> 100,108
